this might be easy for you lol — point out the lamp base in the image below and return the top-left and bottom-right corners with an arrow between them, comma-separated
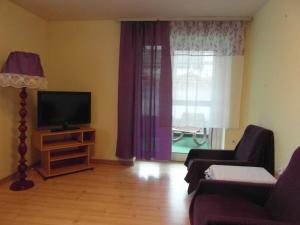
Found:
10,179 -> 34,191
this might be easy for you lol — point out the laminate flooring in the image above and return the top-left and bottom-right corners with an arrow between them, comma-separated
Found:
0,162 -> 191,225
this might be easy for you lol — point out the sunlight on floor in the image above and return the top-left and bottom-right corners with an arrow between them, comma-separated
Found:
136,162 -> 160,180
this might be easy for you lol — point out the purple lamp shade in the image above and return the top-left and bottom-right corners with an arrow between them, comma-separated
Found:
0,51 -> 47,89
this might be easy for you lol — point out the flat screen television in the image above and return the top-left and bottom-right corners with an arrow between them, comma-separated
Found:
37,91 -> 91,131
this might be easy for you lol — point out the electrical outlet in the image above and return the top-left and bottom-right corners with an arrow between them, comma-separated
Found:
278,164 -> 284,176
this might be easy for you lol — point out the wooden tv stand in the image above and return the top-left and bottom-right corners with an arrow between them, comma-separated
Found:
32,127 -> 95,179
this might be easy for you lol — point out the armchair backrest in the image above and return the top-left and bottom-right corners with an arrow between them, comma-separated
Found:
234,125 -> 274,174
265,147 -> 300,223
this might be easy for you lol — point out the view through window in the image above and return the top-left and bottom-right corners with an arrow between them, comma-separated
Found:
172,50 -> 218,154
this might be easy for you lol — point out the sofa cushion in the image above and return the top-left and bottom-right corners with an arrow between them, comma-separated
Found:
235,125 -> 266,162
191,194 -> 270,225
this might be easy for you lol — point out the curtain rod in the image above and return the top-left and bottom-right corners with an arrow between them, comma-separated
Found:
118,16 -> 252,22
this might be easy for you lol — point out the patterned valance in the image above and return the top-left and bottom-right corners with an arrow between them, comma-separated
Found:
170,21 -> 246,56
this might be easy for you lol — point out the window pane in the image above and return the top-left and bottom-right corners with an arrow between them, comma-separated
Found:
172,50 -> 214,128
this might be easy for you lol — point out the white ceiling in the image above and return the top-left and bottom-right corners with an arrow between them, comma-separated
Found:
11,0 -> 269,21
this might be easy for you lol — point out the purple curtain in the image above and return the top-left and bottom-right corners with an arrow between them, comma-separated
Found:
116,21 -> 172,161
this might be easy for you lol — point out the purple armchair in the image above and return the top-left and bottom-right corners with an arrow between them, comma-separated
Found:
185,125 -> 274,193
189,147 -> 300,225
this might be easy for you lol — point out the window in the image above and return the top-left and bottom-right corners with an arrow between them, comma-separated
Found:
172,50 -> 214,129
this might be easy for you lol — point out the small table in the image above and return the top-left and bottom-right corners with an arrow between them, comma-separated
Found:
205,165 -> 277,184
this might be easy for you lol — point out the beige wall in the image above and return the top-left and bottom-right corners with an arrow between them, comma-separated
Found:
234,0 -> 300,170
47,21 -> 120,160
0,0 -> 47,179
0,5 -> 120,178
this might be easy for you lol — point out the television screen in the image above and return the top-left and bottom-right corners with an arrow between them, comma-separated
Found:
37,91 -> 91,128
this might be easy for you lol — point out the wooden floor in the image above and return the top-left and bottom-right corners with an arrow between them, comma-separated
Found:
0,162 -> 191,225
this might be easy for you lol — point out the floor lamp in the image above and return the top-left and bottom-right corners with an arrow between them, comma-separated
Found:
0,51 -> 47,191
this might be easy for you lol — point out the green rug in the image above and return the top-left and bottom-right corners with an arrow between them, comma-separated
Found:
172,134 -> 209,154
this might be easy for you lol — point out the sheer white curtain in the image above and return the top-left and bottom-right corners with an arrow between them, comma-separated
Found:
170,21 -> 246,129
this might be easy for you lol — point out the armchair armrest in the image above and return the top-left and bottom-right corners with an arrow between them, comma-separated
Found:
188,158 -> 253,169
203,216 -> 294,225
184,149 -> 235,167
194,179 -> 275,206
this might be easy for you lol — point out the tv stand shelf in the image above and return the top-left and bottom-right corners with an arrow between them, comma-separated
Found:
32,127 -> 95,179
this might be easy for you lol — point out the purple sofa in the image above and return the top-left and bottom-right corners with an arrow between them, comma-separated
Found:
189,147 -> 300,225
185,125 -> 274,193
